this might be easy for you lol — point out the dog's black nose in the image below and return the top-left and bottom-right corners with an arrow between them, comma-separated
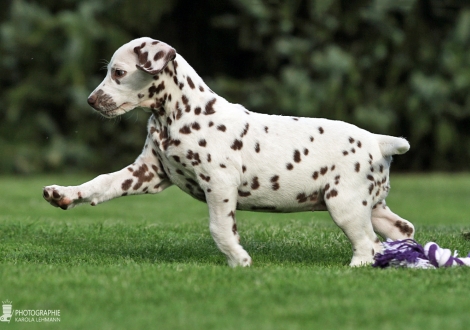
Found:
87,94 -> 97,106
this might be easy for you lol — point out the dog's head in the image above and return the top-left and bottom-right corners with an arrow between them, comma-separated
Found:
87,37 -> 176,117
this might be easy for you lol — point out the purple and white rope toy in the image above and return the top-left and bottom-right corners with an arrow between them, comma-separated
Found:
373,239 -> 470,269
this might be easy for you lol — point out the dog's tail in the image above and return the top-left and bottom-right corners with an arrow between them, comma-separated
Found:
375,134 -> 410,156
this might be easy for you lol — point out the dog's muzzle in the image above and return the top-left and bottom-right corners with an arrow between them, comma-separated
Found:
87,89 -> 118,114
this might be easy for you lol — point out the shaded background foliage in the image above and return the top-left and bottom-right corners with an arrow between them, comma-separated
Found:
1,0 -> 469,174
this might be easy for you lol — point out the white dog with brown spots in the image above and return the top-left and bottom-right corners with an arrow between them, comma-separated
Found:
43,37 -> 415,267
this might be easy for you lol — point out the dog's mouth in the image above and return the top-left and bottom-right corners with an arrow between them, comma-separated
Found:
88,90 -> 136,118
98,103 -> 134,118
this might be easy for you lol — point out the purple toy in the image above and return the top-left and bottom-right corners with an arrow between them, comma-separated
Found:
373,239 -> 470,269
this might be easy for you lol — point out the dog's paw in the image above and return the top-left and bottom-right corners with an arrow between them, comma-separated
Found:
43,185 -> 79,210
227,251 -> 252,268
349,255 -> 374,267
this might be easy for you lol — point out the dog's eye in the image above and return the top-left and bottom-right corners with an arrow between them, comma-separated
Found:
113,69 -> 127,78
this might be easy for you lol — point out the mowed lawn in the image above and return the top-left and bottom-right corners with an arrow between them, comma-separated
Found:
1,174 -> 470,329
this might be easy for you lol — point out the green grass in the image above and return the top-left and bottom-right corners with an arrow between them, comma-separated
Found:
1,174 -> 470,329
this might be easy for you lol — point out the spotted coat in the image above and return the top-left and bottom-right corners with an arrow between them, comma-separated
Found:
43,37 -> 415,268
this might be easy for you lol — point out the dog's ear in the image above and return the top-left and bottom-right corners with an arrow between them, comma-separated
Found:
134,40 -> 176,75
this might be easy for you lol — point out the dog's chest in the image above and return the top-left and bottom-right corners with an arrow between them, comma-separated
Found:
148,116 -> 207,201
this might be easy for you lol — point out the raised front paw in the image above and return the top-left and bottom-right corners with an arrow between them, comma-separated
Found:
43,185 -> 79,210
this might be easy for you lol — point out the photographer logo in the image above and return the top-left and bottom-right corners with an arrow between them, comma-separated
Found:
1,299 -> 60,323
0,300 -> 12,323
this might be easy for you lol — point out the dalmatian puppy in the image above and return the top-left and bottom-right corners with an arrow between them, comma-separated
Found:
43,37 -> 415,267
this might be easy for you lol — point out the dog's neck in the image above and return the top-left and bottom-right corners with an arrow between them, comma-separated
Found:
149,54 -> 219,124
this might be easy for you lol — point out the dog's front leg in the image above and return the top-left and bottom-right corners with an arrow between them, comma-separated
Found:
43,138 -> 172,210
205,184 -> 252,267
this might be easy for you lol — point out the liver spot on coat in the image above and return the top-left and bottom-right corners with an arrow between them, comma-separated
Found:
122,179 -> 133,191
395,220 -> 414,236
251,177 -> 260,190
187,77 -> 195,89
204,98 -> 217,115
231,139 -> 243,150
294,150 -> 301,163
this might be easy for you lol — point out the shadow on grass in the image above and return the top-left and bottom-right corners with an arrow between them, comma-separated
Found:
1,222 -> 351,267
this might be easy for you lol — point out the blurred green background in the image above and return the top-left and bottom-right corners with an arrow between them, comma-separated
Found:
1,0 -> 470,174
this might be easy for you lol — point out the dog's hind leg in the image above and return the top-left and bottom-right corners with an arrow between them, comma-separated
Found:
326,193 -> 382,266
371,200 -> 414,240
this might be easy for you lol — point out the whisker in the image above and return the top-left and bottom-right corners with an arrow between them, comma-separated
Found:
134,111 -> 140,124
99,59 -> 109,71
